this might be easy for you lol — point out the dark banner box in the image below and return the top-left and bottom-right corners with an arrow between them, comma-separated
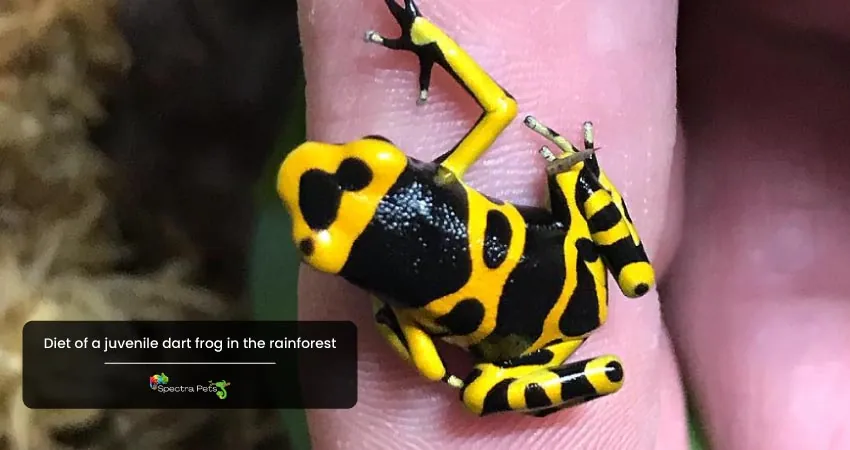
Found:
22,320 -> 357,409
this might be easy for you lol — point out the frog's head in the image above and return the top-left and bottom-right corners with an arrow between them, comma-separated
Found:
277,136 -> 409,275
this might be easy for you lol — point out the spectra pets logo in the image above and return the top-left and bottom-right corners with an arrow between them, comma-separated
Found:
149,373 -> 169,390
150,373 -> 231,399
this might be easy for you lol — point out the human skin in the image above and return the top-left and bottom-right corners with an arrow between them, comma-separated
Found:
294,0 -> 850,449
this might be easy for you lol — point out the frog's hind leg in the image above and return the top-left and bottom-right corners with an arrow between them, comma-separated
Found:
459,339 -> 624,416
372,297 -> 464,388
576,121 -> 656,298
524,116 -> 655,299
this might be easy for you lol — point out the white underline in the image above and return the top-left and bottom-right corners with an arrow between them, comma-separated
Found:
103,362 -> 276,365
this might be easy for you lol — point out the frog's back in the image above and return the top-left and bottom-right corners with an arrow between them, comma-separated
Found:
339,157 -> 475,307
466,208 -> 579,361
339,157 -> 605,362
340,157 -> 557,304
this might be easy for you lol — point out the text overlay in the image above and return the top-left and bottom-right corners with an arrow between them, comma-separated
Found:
23,321 -> 357,409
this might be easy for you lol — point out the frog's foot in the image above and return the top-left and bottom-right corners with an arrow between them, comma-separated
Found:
365,0 -> 437,105
372,297 -> 465,389
524,115 -> 600,175
459,354 -> 624,417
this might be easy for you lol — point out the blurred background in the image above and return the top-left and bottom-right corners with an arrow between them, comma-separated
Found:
96,0 -> 309,447
1,0 -> 305,448
92,1 -> 311,447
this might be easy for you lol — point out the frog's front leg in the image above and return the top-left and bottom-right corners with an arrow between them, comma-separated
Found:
525,116 -> 656,298
372,297 -> 464,388
365,0 -> 518,180
459,339 -> 624,416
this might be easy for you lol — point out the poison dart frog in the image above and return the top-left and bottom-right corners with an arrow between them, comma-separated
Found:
277,0 -> 655,417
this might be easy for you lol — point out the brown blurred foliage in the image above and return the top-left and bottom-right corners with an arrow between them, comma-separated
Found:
0,0 -> 299,448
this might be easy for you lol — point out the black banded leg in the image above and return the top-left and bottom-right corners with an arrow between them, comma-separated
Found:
575,175 -> 655,298
460,351 -> 625,417
372,298 -> 464,388
573,124 -> 655,298
524,116 -> 655,298
458,339 -> 622,417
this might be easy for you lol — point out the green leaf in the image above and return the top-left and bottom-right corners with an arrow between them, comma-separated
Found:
688,397 -> 710,450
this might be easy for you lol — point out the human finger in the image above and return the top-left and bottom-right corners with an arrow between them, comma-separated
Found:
295,0 -> 685,448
